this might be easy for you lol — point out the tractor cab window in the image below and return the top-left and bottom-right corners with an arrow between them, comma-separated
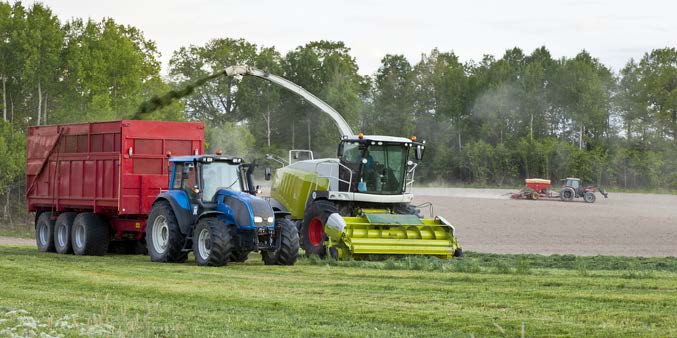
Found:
201,161 -> 242,202
359,144 -> 407,194
171,163 -> 183,189
569,179 -> 580,189
181,162 -> 197,196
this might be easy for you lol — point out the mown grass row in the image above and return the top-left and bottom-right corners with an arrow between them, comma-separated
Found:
307,252 -> 677,276
0,245 -> 675,337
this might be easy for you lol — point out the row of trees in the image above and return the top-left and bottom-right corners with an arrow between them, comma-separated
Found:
0,2 -> 675,225
169,40 -> 676,189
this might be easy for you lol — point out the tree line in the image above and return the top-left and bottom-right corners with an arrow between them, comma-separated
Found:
0,2 -> 675,224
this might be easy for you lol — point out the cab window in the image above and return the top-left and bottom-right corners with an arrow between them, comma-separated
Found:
182,162 -> 197,195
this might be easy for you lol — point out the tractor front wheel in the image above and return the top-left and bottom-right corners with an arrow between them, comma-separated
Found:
301,200 -> 337,258
262,218 -> 300,265
146,201 -> 187,263
193,218 -> 235,267
584,191 -> 596,203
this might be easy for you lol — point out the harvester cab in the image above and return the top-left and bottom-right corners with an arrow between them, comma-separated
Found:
336,135 -> 424,195
146,154 -> 300,266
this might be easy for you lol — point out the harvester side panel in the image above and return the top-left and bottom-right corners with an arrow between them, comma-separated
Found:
270,167 -> 328,219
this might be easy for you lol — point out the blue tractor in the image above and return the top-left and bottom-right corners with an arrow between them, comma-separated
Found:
146,154 -> 299,266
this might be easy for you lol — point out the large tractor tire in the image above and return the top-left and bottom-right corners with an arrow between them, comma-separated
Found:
54,212 -> 77,254
584,191 -> 596,203
262,218 -> 300,265
71,213 -> 110,256
230,251 -> 250,263
193,218 -> 235,267
301,200 -> 337,258
35,212 -> 56,253
146,201 -> 187,263
560,187 -> 575,202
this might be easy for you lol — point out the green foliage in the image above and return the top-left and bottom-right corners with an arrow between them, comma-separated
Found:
205,122 -> 256,157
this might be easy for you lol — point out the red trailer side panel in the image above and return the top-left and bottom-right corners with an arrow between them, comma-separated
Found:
26,120 -> 204,217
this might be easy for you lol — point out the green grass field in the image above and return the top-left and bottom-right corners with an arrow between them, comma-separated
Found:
0,246 -> 675,337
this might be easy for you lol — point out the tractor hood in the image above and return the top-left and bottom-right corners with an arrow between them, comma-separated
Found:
215,189 -> 274,229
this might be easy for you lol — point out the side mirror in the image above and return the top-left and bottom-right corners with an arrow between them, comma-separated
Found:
415,145 -> 424,161
337,142 -> 345,157
264,167 -> 272,181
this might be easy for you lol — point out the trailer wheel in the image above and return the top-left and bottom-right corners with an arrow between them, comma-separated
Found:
54,212 -> 77,254
301,200 -> 337,258
36,212 -> 56,253
262,218 -> 300,265
71,213 -> 110,256
193,218 -> 234,267
146,201 -> 187,263
584,192 -> 596,203
230,251 -> 250,263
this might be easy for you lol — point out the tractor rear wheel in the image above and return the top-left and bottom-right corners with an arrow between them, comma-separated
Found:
262,218 -> 300,265
146,201 -> 187,263
584,192 -> 596,203
193,218 -> 235,266
36,212 -> 56,253
301,200 -> 337,258
560,187 -> 575,202
71,213 -> 110,256
54,212 -> 77,254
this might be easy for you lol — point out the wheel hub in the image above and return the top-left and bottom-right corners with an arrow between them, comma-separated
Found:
308,218 -> 324,246
152,215 -> 169,254
197,228 -> 211,260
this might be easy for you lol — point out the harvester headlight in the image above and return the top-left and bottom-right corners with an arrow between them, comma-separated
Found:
254,216 -> 263,223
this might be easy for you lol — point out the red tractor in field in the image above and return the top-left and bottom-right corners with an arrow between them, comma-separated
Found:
511,177 -> 608,203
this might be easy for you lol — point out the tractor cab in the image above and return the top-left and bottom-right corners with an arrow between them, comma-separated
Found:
336,134 -> 425,195
561,178 -> 581,194
168,154 -> 259,203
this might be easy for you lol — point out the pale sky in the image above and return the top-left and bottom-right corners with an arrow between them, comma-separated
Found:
35,0 -> 677,76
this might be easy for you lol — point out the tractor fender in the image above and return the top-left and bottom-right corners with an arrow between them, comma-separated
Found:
197,210 -> 227,222
154,192 -> 196,235
268,198 -> 288,213
274,210 -> 291,219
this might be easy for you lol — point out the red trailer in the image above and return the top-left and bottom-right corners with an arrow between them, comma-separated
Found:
26,120 -> 204,255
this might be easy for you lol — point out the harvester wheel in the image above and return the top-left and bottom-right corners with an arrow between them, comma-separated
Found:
71,213 -> 110,256
262,218 -> 300,265
193,218 -> 235,267
54,212 -> 77,254
230,251 -> 250,263
560,187 -> 575,202
301,200 -> 337,258
146,201 -> 187,263
584,192 -> 596,203
35,212 -> 56,253
453,248 -> 464,257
